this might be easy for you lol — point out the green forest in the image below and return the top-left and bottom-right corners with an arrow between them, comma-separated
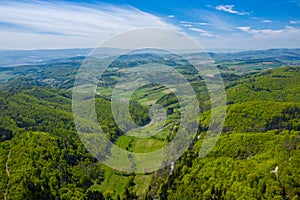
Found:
0,54 -> 299,200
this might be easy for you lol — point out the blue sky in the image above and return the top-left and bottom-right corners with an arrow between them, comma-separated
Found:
0,0 -> 299,50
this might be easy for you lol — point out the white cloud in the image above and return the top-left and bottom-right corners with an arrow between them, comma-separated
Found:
182,10 -> 300,50
189,27 -> 214,37
189,28 -> 206,33
237,26 -> 284,34
200,32 -> 214,37
236,26 -> 251,32
194,28 -> 300,50
216,5 -> 249,15
259,29 -> 283,34
290,20 -> 300,24
0,1 -> 298,50
285,25 -> 300,33
0,1 -> 180,49
197,22 -> 210,26
262,20 -> 272,23
192,25 -> 300,50
180,21 -> 210,26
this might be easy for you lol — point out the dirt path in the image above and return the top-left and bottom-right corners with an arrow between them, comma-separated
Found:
4,141 -> 11,200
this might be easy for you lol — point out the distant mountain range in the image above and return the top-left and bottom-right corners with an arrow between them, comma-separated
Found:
211,48 -> 300,61
0,48 -> 91,67
0,48 -> 300,67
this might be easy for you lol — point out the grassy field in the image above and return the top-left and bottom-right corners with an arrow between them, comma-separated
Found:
115,135 -> 166,153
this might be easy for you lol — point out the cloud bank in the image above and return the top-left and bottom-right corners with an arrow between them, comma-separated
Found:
236,26 -> 299,35
0,1 -> 179,49
0,1 -> 298,50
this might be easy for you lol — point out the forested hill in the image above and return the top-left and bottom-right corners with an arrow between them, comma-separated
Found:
149,67 -> 300,200
226,66 -> 300,103
223,67 -> 300,132
0,66 -> 299,199
0,87 -> 150,199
